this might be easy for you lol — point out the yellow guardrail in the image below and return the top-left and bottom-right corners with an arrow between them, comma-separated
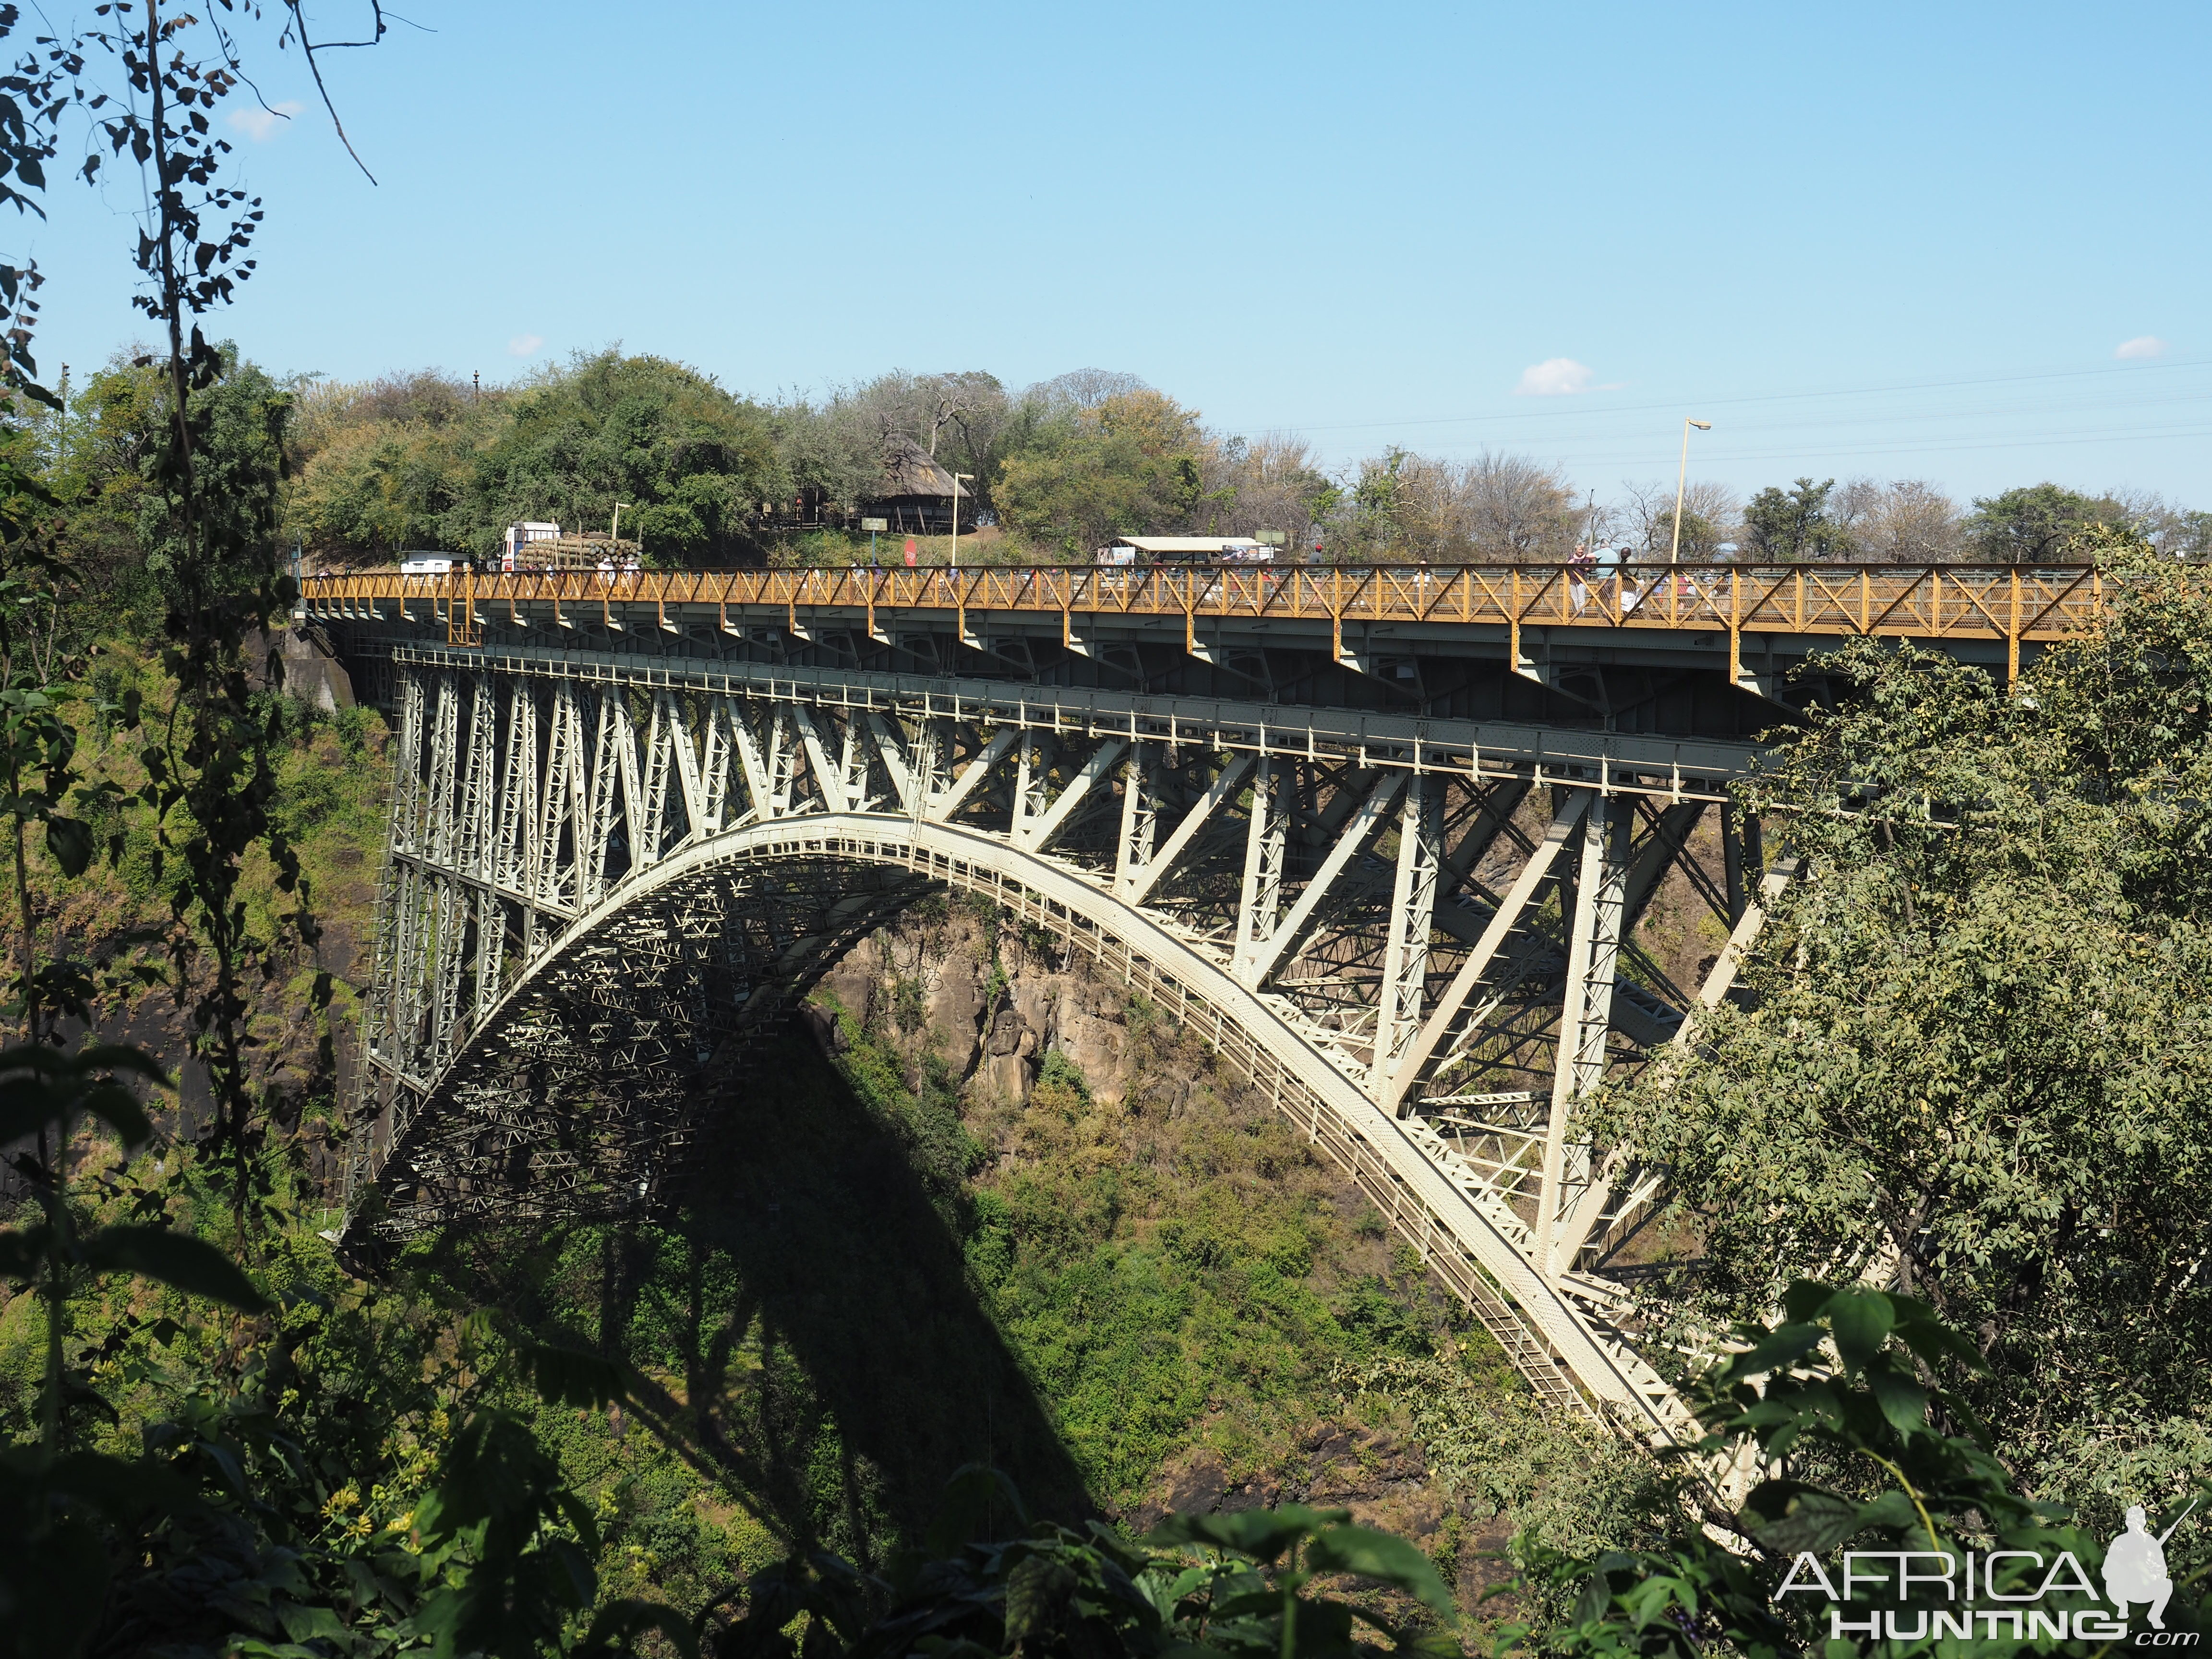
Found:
299,561 -> 2106,680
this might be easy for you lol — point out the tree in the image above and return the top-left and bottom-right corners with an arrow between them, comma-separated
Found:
710,1476 -> 1461,1659
1964,482 -> 2128,562
1830,477 -> 1963,563
285,369 -> 500,561
993,389 -> 1210,556
1611,480 -> 1738,562
2106,488 -> 2212,562
1191,433 -> 1335,546
776,370 -> 1016,519
1326,450 -> 1575,563
466,350 -> 783,563
1742,476 -> 1854,561
1588,542 -> 2212,1516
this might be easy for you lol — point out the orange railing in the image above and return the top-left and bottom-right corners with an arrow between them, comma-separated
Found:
298,562 -> 2107,676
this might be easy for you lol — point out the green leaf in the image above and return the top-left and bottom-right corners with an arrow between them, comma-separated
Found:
1572,1568 -> 1614,1627
1851,1490 -> 1921,1534
1723,1321 -> 1824,1382
78,1225 -> 269,1312
0,1514 -> 109,1659
1866,1364 -> 1929,1435
1146,1505 -> 1348,1564
0,1043 -> 164,1148
1304,1523 -> 1457,1617
43,814 -> 93,877
274,1602 -> 349,1643
1004,1553 -> 1077,1643
1889,1306 -> 1992,1375
1741,1482 -> 1864,1555
1782,1280 -> 1839,1323
1826,1289 -> 1893,1375
0,1225 -> 51,1280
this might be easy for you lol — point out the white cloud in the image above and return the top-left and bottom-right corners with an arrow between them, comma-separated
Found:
2116,335 -> 2169,360
225,100 -> 304,142
507,334 -> 545,358
1514,357 -> 1596,396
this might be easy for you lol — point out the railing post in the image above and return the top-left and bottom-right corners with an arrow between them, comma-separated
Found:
1330,564 -> 1344,663
2008,565 -> 2022,683
1728,566 -> 1743,686
1509,566 -> 1522,675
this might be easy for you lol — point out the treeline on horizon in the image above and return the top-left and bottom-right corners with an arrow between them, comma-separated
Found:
30,347 -> 2212,573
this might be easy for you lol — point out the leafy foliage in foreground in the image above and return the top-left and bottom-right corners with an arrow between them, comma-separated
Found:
1511,1281 -> 2207,1658
710,1475 -> 1459,1659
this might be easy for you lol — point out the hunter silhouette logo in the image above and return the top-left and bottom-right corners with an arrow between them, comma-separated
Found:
2107,1501 -> 2196,1632
1773,1500 -> 2201,1643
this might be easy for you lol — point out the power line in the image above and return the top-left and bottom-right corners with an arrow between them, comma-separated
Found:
1273,355 -> 2212,436
1439,419 -> 2212,472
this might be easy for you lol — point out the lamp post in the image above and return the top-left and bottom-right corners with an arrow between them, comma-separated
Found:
1668,419 -> 1712,565
950,474 -> 974,570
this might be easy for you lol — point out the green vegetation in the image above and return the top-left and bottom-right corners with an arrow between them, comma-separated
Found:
1517,1282 -> 2194,1657
1740,477 -> 1853,562
1964,481 -> 2138,562
1595,537 -> 2212,1545
290,354 -> 783,564
992,391 -> 1213,558
13,5 -> 2212,1657
822,984 -> 1475,1505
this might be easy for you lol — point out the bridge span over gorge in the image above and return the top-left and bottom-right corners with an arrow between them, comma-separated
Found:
300,559 -> 2105,1447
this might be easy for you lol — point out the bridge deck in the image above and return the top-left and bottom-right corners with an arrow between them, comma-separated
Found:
301,561 -> 2104,673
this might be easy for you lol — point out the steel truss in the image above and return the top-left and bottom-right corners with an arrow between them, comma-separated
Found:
346,646 -> 1786,1447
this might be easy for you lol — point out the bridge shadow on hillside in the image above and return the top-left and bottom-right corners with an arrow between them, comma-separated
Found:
427,1030 -> 1086,1563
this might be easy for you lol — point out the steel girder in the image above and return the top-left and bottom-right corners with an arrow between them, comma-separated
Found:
346,649 -> 1781,1446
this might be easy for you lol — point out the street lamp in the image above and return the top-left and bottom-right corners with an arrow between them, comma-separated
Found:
949,474 -> 974,570
1668,420 -> 1712,566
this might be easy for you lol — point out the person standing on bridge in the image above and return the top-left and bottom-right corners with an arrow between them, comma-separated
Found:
1569,542 -> 1598,613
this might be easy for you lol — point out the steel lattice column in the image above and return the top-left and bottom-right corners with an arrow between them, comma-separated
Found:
1368,773 -> 1442,1095
1534,790 -> 1630,1280
1233,757 -> 1287,979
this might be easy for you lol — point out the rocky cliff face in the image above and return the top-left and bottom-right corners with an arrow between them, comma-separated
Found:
811,898 -> 1158,1114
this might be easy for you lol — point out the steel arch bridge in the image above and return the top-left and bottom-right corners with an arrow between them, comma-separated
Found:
304,561 -> 2101,1448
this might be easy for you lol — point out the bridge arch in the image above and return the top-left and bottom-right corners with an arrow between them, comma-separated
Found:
304,561 -> 2091,1474
352,807 -> 1690,1442
321,615 -> 1824,1455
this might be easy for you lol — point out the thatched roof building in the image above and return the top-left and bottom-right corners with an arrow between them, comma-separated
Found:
865,434 -> 963,535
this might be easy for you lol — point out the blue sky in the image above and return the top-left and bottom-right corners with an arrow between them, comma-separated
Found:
20,0 -> 2212,506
